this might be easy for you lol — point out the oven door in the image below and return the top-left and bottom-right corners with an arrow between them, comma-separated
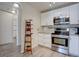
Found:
52,37 -> 68,49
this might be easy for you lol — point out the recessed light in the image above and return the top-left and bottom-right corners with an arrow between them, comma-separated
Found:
13,3 -> 19,8
49,2 -> 52,7
12,10 -> 15,13
53,2 -> 55,4
49,2 -> 52,8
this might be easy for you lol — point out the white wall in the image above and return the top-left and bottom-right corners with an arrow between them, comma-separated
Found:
12,13 -> 20,46
0,11 -> 13,45
21,3 -> 41,53
17,8 -> 21,46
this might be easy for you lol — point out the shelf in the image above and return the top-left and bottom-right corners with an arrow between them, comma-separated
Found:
26,22 -> 31,23
25,41 -> 31,43
25,49 -> 32,51
24,20 -> 32,54
25,34 -> 32,36
25,28 -> 33,29
25,33 -> 33,34
26,46 -> 31,47
26,24 -> 33,26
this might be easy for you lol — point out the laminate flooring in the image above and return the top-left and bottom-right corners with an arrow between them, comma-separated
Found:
0,43 -> 69,57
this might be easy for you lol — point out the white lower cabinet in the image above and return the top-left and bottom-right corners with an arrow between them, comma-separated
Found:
69,35 -> 79,56
38,34 -> 51,48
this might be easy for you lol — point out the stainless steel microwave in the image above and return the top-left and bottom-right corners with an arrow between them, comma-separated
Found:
53,17 -> 70,25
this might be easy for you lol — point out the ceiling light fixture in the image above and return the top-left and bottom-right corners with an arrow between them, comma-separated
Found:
13,3 -> 19,8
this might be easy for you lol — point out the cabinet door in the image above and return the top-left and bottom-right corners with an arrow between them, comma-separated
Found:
38,34 -> 51,48
47,10 -> 59,25
41,12 -> 49,25
47,11 -> 54,25
41,13 -> 46,25
54,7 -> 70,18
38,34 -> 43,44
41,11 -> 54,26
61,7 -> 70,17
70,4 -> 79,24
69,35 -> 79,56
43,34 -> 51,48
38,34 -> 47,46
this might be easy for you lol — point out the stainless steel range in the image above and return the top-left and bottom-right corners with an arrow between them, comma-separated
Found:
51,17 -> 70,55
51,36 -> 69,54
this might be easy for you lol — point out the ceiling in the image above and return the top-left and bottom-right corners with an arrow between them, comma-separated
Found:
0,2 -> 78,13
0,2 -> 14,13
25,2 -> 78,12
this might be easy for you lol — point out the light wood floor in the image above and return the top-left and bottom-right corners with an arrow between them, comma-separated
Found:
0,43 -> 69,57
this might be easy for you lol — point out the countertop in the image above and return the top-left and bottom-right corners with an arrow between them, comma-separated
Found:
38,31 -> 53,34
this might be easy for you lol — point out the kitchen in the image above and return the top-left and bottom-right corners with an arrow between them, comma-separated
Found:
37,2 -> 79,57
0,2 -> 79,57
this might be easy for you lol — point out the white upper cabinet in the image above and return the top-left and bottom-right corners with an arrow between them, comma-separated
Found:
41,6 -> 70,26
41,11 -> 55,26
70,4 -> 79,24
41,3 -> 79,25
41,12 -> 49,25
53,7 -> 70,18
47,11 -> 54,25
